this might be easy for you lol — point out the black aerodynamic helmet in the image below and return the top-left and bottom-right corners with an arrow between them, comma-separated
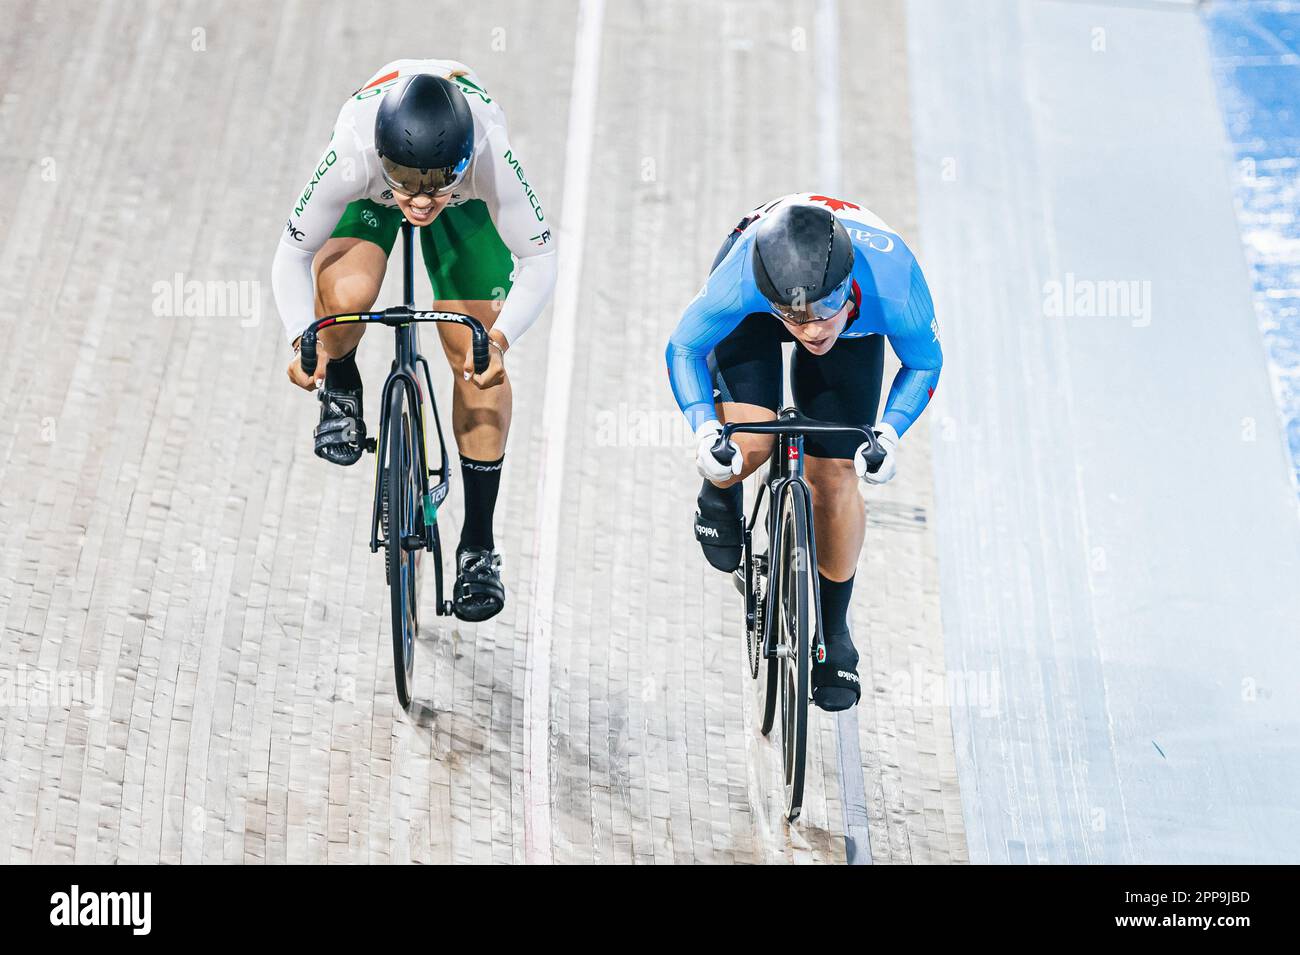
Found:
752,203 -> 855,322
374,74 -> 475,196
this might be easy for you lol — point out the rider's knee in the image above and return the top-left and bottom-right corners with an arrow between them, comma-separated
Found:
738,434 -> 775,476
317,270 -> 381,315
807,456 -> 857,498
452,365 -> 511,397
713,435 -> 773,487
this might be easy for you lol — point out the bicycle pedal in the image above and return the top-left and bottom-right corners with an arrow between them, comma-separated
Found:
365,438 -> 378,454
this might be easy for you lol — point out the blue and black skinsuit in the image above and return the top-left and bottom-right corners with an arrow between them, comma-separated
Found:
666,193 -> 943,455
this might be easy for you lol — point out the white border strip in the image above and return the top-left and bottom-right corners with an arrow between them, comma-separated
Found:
815,0 -> 873,866
523,0 -> 606,865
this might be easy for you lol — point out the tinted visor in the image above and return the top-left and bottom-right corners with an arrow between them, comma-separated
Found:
769,273 -> 853,325
380,154 -> 470,197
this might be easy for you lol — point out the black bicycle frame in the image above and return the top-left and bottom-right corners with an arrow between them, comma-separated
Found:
370,221 -> 448,559
721,411 -> 883,660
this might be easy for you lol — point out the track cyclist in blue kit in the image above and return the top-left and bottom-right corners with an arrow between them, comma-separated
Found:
666,194 -> 943,712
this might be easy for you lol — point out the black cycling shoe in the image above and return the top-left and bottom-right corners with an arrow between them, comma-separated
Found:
694,481 -> 744,572
314,384 -> 367,466
453,546 -> 505,622
812,629 -> 861,712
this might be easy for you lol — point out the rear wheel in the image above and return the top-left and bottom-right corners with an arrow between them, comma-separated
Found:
385,386 -> 421,709
773,482 -> 811,821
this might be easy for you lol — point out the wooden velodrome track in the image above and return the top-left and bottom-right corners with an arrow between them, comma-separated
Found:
0,0 -> 965,863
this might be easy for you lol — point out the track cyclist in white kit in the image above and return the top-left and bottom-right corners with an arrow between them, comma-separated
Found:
271,60 -> 557,622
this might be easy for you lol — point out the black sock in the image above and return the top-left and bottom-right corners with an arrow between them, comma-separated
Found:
818,572 -> 855,637
325,345 -> 361,391
459,454 -> 504,552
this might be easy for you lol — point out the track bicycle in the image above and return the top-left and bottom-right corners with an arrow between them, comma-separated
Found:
710,412 -> 884,820
299,219 -> 490,709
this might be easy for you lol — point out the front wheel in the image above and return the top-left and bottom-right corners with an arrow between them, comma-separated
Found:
385,386 -> 421,709
773,481 -> 811,821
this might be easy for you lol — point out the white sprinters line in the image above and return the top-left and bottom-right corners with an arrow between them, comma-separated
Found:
523,0 -> 606,865
814,0 -> 873,866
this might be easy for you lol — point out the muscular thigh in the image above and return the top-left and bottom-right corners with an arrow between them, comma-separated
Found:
709,312 -> 785,413
791,333 -> 885,459
312,236 -> 388,315
709,312 -> 785,465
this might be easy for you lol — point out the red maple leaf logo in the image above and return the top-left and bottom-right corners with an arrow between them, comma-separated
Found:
809,195 -> 860,213
360,70 -> 399,92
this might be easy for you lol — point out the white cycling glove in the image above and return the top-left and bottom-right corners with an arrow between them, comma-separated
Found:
695,420 -> 743,482
855,422 -> 899,485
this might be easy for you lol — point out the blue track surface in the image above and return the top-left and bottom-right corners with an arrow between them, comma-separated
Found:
1206,0 -> 1300,504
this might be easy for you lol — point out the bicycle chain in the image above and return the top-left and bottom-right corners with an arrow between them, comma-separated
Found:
380,473 -> 391,585
747,556 -> 766,679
